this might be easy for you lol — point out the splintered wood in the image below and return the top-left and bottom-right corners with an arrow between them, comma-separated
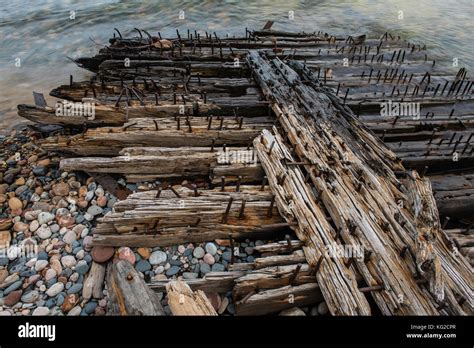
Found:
166,280 -> 217,315
20,25 -> 474,316
93,185 -> 285,248
248,51 -> 473,315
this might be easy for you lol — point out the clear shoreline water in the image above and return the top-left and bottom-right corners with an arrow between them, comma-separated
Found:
0,0 -> 473,132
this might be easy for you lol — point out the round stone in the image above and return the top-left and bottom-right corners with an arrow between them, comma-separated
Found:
91,246 -> 115,263
4,280 -> 22,295
29,220 -> 39,232
83,236 -> 94,251
137,247 -> 151,259
4,290 -> 22,306
135,260 -> 151,273
205,243 -> 217,255
50,259 -> 62,275
63,230 -> 76,244
203,253 -> 215,265
67,306 -> 82,316
34,260 -> 48,272
67,283 -> 83,295
61,255 -> 77,268
218,297 -> 229,314
97,196 -> 107,207
36,225 -> 52,239
45,268 -> 57,281
21,290 -> 40,303
74,260 -> 89,275
200,263 -> 211,274
86,205 -> 103,216
46,282 -> 64,297
318,301 -> 329,315
165,265 -> 180,276
52,182 -> 69,196
38,212 -> 54,225
84,301 -> 97,314
193,246 -> 205,259
13,221 -> 28,232
32,306 -> 50,316
118,247 -> 135,264
8,197 -> 22,210
149,250 -> 167,265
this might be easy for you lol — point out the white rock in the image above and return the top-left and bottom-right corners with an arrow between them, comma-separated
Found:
29,220 -> 39,232
84,213 -> 94,221
63,230 -> 76,244
25,258 -> 37,268
36,225 -> 52,240
67,306 -> 82,316
80,228 -> 90,238
75,249 -> 85,260
95,187 -> 105,197
44,268 -> 57,281
55,208 -> 69,217
193,246 -> 205,259
34,260 -> 48,272
149,250 -> 167,265
69,272 -> 79,282
61,255 -> 77,268
205,242 -> 217,255
37,212 -> 54,225
7,246 -> 21,260
24,210 -> 41,221
30,193 -> 41,202
50,224 -> 60,233
45,282 -> 64,297
32,306 -> 50,316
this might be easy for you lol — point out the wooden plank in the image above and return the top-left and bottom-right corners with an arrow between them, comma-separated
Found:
106,260 -> 165,315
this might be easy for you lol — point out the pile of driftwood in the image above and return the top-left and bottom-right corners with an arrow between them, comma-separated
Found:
18,23 -> 473,315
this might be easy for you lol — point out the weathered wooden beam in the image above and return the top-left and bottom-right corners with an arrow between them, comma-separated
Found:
249,50 -> 468,315
83,261 -> 106,300
149,271 -> 245,293
235,283 -> 323,315
106,260 -> 165,315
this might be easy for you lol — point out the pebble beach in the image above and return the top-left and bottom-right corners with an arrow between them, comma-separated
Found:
0,129 -> 328,316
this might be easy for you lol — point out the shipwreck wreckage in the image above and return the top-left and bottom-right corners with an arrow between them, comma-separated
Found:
17,22 -> 473,316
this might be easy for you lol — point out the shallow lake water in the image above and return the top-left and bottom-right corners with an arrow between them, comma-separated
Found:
0,0 -> 472,132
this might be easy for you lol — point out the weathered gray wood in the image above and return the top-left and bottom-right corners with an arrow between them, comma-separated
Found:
83,261 -> 106,300
149,271 -> 244,293
106,260 -> 165,315
235,283 -> 323,315
250,51 -> 447,315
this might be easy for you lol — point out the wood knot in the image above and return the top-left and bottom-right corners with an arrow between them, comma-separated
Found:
126,273 -> 133,281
